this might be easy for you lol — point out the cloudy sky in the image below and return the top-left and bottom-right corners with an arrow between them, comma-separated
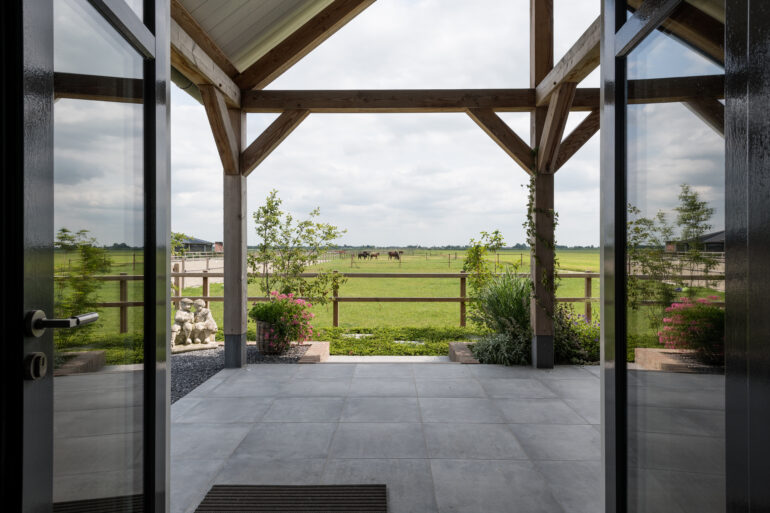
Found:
171,0 -> 605,248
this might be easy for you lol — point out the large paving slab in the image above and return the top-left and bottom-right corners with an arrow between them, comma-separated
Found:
171,363 -> 601,513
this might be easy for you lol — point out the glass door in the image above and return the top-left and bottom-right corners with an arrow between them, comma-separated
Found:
2,1 -> 168,511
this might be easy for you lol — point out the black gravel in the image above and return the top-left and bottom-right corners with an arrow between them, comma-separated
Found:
171,344 -> 309,403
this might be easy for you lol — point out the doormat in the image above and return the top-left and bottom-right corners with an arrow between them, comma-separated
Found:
195,484 -> 387,512
53,494 -> 143,512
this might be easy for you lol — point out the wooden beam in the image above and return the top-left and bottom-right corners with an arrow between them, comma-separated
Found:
615,0 -> 682,57
200,85 -> 239,175
538,82 -> 577,173
170,0 -> 238,78
54,72 -> 142,103
171,18 -> 240,108
554,109 -> 600,171
627,0 -> 723,64
241,110 -> 310,177
235,0 -> 375,91
628,74 -> 724,103
244,89 -> 536,113
536,17 -> 600,107
684,98 -> 724,136
466,108 -> 534,175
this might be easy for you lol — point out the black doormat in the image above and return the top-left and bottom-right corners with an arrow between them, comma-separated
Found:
53,494 -> 143,512
195,484 -> 387,512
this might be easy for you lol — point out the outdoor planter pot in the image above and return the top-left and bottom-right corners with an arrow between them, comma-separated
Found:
256,320 -> 286,354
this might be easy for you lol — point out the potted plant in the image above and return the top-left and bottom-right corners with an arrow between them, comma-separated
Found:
249,291 -> 314,354
658,296 -> 725,366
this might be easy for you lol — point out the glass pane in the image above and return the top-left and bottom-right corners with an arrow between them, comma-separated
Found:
625,3 -> 725,513
53,0 -> 144,509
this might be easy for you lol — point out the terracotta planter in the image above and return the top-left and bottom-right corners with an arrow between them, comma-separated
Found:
256,321 -> 286,354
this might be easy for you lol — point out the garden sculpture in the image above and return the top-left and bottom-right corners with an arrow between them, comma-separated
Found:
192,298 -> 218,344
170,298 -> 195,347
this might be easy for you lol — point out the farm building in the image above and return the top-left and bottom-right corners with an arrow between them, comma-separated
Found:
180,236 -> 213,252
666,230 -> 725,253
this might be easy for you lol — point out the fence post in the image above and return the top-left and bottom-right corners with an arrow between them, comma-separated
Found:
460,273 -> 467,327
181,256 -> 186,292
585,272 -> 592,321
173,263 -> 180,308
119,272 -> 127,333
202,271 -> 209,307
132,252 -> 136,270
333,283 -> 339,327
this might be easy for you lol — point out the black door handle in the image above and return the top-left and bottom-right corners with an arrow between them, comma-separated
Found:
24,310 -> 99,338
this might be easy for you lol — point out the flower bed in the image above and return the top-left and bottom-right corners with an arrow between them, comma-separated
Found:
658,296 -> 724,366
249,291 -> 314,354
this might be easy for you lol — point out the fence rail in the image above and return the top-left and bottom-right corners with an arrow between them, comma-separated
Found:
57,271 -> 725,332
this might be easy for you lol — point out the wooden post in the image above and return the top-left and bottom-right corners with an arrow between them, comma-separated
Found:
181,256 -> 186,292
132,252 -> 136,270
119,272 -> 127,333
460,273 -> 467,327
173,263 -> 180,308
448,254 -> 451,268
529,0 -> 555,368
202,270 -> 209,308
333,284 -> 339,327
584,271 -> 592,321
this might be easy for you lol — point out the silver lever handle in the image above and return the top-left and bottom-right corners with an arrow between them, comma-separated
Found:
24,310 -> 99,338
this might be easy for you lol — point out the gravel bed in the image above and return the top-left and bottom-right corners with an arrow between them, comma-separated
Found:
171,344 -> 309,403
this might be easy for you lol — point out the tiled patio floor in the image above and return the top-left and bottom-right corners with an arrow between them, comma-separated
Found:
170,363 -> 601,513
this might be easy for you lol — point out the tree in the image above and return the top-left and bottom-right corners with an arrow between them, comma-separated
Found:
171,232 -> 191,256
674,184 -> 719,287
463,230 -> 508,323
248,190 -> 347,305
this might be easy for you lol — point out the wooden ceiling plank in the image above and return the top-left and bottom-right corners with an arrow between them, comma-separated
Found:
536,17 -> 601,107
241,109 -> 310,177
538,82 -> 577,173
466,108 -> 534,175
235,0 -> 375,91
200,84 -> 239,175
171,0 -> 239,78
554,109 -> 600,171
171,18 -> 241,107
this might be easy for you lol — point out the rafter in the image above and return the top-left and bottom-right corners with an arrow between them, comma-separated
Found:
241,110 -> 310,177
554,109 -> 600,171
538,82 -> 577,173
684,98 -> 724,136
615,0 -> 682,57
171,19 -> 240,108
200,85 -> 239,175
536,16 -> 600,107
171,0 -> 238,78
235,0 -> 375,91
466,108 -> 534,174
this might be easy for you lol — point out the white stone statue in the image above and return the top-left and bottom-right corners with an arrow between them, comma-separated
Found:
192,299 -> 218,344
171,298 -> 195,347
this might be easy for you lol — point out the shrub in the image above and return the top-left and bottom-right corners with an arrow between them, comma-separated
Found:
658,296 -> 724,366
249,292 -> 314,353
553,305 -> 600,364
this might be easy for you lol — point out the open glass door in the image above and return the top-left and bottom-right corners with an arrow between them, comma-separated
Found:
2,1 -> 169,511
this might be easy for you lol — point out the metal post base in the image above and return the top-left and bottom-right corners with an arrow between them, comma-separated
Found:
225,333 -> 247,368
531,334 -> 554,369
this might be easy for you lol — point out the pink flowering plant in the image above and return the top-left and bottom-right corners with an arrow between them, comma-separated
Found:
249,291 -> 315,353
658,296 -> 724,366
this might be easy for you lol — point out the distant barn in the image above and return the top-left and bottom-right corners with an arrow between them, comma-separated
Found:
665,230 -> 725,253
181,236 -> 213,253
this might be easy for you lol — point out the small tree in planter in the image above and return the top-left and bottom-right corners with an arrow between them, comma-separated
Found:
249,292 -> 314,354
658,296 -> 724,366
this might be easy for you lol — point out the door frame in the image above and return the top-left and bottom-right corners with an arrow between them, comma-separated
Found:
0,1 -> 170,511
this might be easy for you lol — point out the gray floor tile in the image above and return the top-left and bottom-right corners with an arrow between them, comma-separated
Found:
54,432 -> 142,475
423,423 -> 528,460
628,385 -> 724,411
349,378 -> 417,397
627,467 -> 688,513
419,398 -> 504,423
170,423 -> 252,461
532,366 -> 597,380
171,398 -> 201,422
413,364 -> 473,380
354,363 -> 414,378
540,378 -> 599,401
323,459 -> 438,513
234,422 -> 337,459
206,379 -> 285,397
563,397 -> 601,425
54,370 -> 143,393
170,458 -> 225,513
342,397 -> 421,422
54,406 -> 143,438
537,460 -> 603,513
262,397 -> 345,422
330,423 -> 426,458
224,366 -> 298,383
416,379 -> 486,398
279,379 -> 351,397
214,455 -> 326,485
510,424 -> 601,461
581,365 -> 601,377
175,397 -> 273,423
431,459 -> 564,513
495,398 -> 587,424
480,378 -> 558,399
651,468 -> 725,513
628,431 -> 725,475
628,406 -> 725,437
54,468 -> 142,504
470,364 -> 540,379
294,364 -> 356,379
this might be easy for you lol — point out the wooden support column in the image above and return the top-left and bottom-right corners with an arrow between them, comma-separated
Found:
223,109 -> 248,368
530,0 -> 555,368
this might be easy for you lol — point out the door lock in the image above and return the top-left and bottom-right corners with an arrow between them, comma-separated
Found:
24,352 -> 48,380
24,310 -> 99,338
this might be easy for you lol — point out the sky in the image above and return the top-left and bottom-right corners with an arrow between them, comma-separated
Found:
170,0 -> 604,248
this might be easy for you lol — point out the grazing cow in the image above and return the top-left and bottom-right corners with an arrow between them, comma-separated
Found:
358,251 -> 370,260
388,251 -> 400,261
369,252 -> 379,260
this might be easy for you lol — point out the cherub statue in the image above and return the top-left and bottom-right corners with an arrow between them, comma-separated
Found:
192,299 -> 218,344
170,298 -> 195,347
